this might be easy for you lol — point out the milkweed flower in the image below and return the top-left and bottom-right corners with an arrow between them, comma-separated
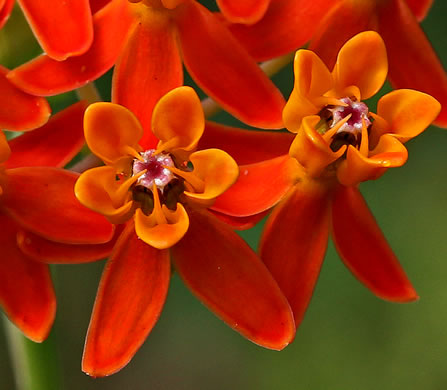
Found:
212,32 -> 441,328
7,0 -> 286,148
74,86 -> 295,377
0,102 -> 114,342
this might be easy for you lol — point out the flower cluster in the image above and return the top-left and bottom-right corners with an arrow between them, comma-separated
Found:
0,0 -> 444,380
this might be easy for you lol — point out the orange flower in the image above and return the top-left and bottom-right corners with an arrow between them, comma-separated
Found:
0,102 -> 115,342
212,32 -> 440,329
74,86 -> 295,377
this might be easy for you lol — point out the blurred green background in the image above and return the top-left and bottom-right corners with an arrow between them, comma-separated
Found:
1,1 -> 447,389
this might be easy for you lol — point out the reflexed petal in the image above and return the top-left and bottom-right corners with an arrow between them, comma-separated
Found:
0,66 -> 50,131
184,149 -> 238,201
0,214 -> 55,342
134,204 -> 189,250
259,182 -> 331,326
199,121 -> 294,165
309,0 -> 376,70
227,0 -> 332,61
2,167 -> 114,244
212,155 -> 300,217
175,2 -> 285,129
0,130 -> 11,164
172,207 -> 295,350
332,31 -> 387,100
84,103 -> 143,164
337,135 -> 408,186
75,166 -> 135,223
331,185 -> 418,302
82,223 -> 170,377
6,101 -> 87,169
217,0 -> 269,24
208,209 -> 268,230
0,0 -> 14,28
375,89 -> 441,143
377,0 -> 447,127
283,50 -> 333,132
152,87 -> 203,153
112,10 -> 182,149
17,226 -> 123,264
7,0 -> 134,96
405,0 -> 433,21
17,0 -> 93,60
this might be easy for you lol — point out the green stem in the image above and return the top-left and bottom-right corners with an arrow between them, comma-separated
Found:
3,316 -> 62,390
76,82 -> 102,104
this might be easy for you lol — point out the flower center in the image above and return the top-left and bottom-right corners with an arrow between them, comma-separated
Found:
132,150 -> 174,192
330,97 -> 371,134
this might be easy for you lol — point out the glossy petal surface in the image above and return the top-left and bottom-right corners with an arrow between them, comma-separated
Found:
8,0 -> 134,96
112,10 -> 182,149
18,0 -> 93,60
6,101 -> 87,169
0,214 -> 55,342
172,208 -> 295,350
0,66 -> 50,131
217,0 -> 269,24
2,168 -> 114,244
0,0 -> 14,28
260,182 -> 331,326
331,185 -> 418,302
175,2 -> 285,129
83,224 -> 170,377
208,209 -> 268,230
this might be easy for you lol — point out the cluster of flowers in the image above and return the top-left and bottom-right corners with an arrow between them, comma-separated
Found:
0,0 -> 444,377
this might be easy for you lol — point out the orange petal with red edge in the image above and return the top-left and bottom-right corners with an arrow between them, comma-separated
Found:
375,89 -> 441,143
0,0 -> 14,28
0,214 -> 55,342
112,10 -> 182,150
337,135 -> 408,186
172,207 -> 295,350
227,0 -> 333,62
199,121 -> 294,165
331,185 -> 418,302
184,149 -> 238,201
2,167 -> 114,244
134,203 -> 189,250
6,101 -> 87,169
0,66 -> 50,131
377,0 -> 447,127
217,0 -> 269,24
152,87 -> 204,154
332,31 -> 387,100
75,166 -> 135,223
259,181 -> 331,326
84,103 -> 143,164
16,226 -> 121,264
7,0 -> 134,96
404,0 -> 433,21
175,1 -> 285,129
17,0 -> 93,60
82,223 -> 170,377
208,209 -> 268,231
212,155 -> 300,217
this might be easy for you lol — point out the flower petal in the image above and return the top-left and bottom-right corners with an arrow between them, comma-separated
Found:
259,181 -> 331,326
375,89 -> 441,143
7,0 -> 134,96
199,121 -> 294,165
332,31 -> 387,100
227,0 -> 332,61
2,167 -> 114,244
0,214 -> 55,342
16,226 -> 123,264
377,0 -> 447,127
172,207 -> 295,350
152,86 -> 204,154
134,203 -> 189,250
5,101 -> 87,169
211,155 -> 300,217
112,9 -> 182,150
217,0 -> 269,24
208,209 -> 268,230
82,223 -> 170,377
0,0 -> 14,29
0,66 -> 50,131
84,102 -> 143,164
175,1 -> 285,129
405,0 -> 433,21
331,185 -> 418,302
0,130 -> 11,164
17,0 -> 93,60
